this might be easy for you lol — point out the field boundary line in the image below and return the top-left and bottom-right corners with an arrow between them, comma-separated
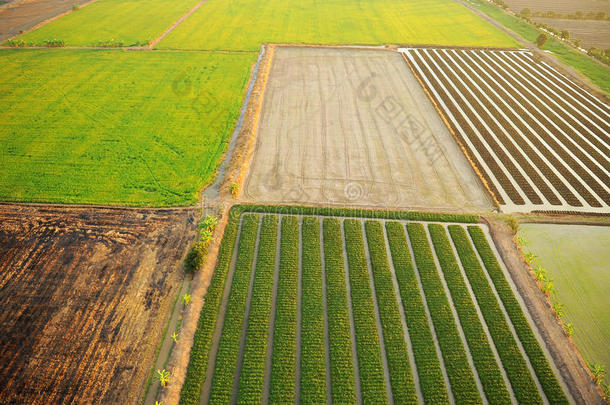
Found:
399,52 -> 502,210
404,223 -> 456,405
148,0 -> 207,49
423,224 -> 488,404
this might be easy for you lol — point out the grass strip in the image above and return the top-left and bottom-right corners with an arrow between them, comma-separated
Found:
364,221 -> 418,404
179,206 -> 244,405
467,226 -> 568,404
385,221 -> 449,404
208,214 -> 260,404
236,215 -> 278,403
268,216 -> 299,403
323,218 -> 357,403
300,217 -> 328,404
406,223 -> 481,405
428,224 -> 511,404
448,225 -> 543,404
239,204 -> 478,223
343,219 -> 389,404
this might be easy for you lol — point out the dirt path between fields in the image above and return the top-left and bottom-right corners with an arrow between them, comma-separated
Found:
483,216 -> 605,404
147,0 -> 206,49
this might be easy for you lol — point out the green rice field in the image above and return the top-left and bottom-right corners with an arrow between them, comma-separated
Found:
519,223 -> 610,385
0,49 -> 256,205
155,0 -> 519,50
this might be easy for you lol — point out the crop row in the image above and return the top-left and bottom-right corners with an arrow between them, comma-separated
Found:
428,224 -> 511,404
406,223 -> 481,404
364,221 -> 418,404
448,225 -> 543,404
322,218 -> 357,403
179,206 -> 244,405
209,214 -> 260,404
238,204 -> 479,223
269,216 -> 298,403
237,215 -> 278,403
385,222 -> 449,404
467,226 -> 568,404
343,219 -> 389,404
300,217 -> 328,404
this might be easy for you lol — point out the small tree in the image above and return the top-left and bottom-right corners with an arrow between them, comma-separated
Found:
182,294 -> 191,306
560,30 -> 570,40
229,182 -> 239,199
536,33 -> 548,48
519,8 -> 532,19
589,364 -> 606,384
171,331 -> 179,343
564,323 -> 574,337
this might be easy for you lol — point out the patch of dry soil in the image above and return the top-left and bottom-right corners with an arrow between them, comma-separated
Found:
244,47 -> 493,212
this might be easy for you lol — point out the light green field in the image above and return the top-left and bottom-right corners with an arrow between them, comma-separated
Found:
157,0 -> 519,50
519,223 -> 610,384
0,49 -> 256,206
13,0 -> 201,46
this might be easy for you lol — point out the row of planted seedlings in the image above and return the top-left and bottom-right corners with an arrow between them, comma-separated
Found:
178,207 -> 568,404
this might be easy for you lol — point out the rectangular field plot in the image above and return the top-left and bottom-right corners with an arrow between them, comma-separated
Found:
0,205 -> 195,404
403,47 -> 610,214
245,47 -> 493,212
0,49 -> 255,206
179,206 -> 570,404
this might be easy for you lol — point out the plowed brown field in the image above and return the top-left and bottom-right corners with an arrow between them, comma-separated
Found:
0,204 -> 196,404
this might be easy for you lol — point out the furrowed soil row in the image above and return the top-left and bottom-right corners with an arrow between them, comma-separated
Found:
403,47 -> 610,214
183,212 -> 569,404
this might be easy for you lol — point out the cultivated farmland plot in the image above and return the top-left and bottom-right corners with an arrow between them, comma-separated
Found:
180,207 -> 570,404
244,47 -> 493,213
402,47 -> 610,214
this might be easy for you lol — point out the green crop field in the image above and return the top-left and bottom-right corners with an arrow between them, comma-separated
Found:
519,223 -> 610,385
0,49 -> 255,206
157,0 -> 519,50
179,206 -> 568,404
12,0 -> 201,47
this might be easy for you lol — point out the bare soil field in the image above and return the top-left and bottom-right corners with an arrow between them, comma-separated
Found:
0,0 -> 91,41
404,47 -> 610,214
0,204 -> 196,404
534,17 -> 610,49
503,0 -> 610,15
244,47 -> 493,213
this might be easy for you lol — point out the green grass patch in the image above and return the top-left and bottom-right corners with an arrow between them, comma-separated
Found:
0,50 -> 255,206
269,216 -> 299,403
13,0 -> 201,46
468,0 -> 610,94
158,0 -> 518,50
518,224 -> 610,385
237,215 -> 278,403
300,217 -> 328,403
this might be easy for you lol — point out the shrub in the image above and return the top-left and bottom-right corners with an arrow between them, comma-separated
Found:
72,4 -> 79,11
184,241 -> 208,273
229,182 -> 239,198
536,33 -> 548,48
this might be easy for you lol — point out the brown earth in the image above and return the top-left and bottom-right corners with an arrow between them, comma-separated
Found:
0,0 -> 91,42
503,0 -> 610,15
534,17 -> 610,49
0,204 -> 197,404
